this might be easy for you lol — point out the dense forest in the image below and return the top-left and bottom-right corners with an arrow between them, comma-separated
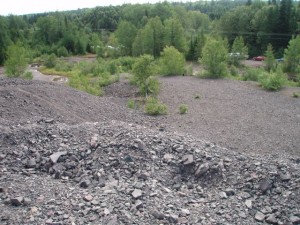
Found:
1,0 -> 300,66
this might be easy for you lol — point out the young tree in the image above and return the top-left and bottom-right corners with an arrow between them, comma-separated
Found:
200,38 -> 228,78
163,17 -> 187,53
265,43 -> 276,72
159,46 -> 185,76
132,55 -> 157,96
115,20 -> 137,56
0,16 -> 11,65
4,43 -> 28,77
283,35 -> 300,73
230,36 -> 248,66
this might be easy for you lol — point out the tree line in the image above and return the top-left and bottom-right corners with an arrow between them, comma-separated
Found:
0,0 -> 300,66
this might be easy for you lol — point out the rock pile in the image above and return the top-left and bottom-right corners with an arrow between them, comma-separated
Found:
0,119 -> 299,225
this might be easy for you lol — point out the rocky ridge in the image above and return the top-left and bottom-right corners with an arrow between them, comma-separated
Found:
1,119 -> 299,225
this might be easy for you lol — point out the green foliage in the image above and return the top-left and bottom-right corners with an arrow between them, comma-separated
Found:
69,73 -> 103,96
229,36 -> 248,66
112,57 -> 136,72
127,99 -> 136,109
292,92 -> 299,98
132,17 -> 164,57
144,97 -> 168,115
159,46 -> 186,76
56,46 -> 69,57
229,65 -> 239,77
200,38 -> 228,78
179,104 -> 188,114
115,20 -> 137,56
22,71 -> 33,80
283,36 -> 300,73
0,17 -> 11,65
164,17 -> 187,53
4,43 -> 28,77
243,67 -> 264,81
44,53 -> 57,68
259,68 -> 287,91
265,44 -> 276,72
132,55 -> 156,96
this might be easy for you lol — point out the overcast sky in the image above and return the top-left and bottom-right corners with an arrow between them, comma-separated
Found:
0,0 -> 196,16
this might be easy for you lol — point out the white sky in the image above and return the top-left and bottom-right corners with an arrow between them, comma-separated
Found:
0,0 -> 196,16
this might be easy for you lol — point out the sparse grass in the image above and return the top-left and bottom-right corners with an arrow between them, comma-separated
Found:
22,71 -> 33,80
144,97 -> 168,116
292,92 -> 299,98
127,99 -> 136,109
179,104 -> 188,114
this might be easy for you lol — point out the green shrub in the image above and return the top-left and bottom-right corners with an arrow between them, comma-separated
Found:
159,46 -> 186,76
44,54 -> 57,68
179,104 -> 188,114
200,38 -> 228,78
144,97 -> 168,115
69,74 -> 103,96
57,47 -> 69,57
243,67 -> 264,81
4,43 -> 28,77
140,76 -> 160,97
292,92 -> 299,98
229,65 -> 239,77
259,69 -> 287,91
22,71 -> 33,80
54,61 -> 73,72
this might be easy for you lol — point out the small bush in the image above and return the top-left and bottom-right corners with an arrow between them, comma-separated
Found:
159,46 -> 185,76
22,71 -> 33,80
57,47 -> 69,57
194,94 -> 201,99
229,65 -> 239,77
292,92 -> 299,98
259,69 -> 287,91
144,97 -> 168,115
44,54 -> 57,68
127,99 -> 136,109
179,104 -> 188,114
243,68 -> 264,81
69,74 -> 103,96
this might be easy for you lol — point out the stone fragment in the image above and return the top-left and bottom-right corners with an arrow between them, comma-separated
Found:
90,135 -> 98,148
80,179 -> 91,188
26,158 -> 36,168
195,163 -> 209,177
50,151 -> 67,163
11,197 -> 23,206
134,139 -> 146,150
23,197 -> 32,206
168,214 -> 179,223
280,173 -> 292,181
245,199 -> 252,209
131,189 -> 142,199
180,208 -> 191,216
152,210 -> 165,220
219,192 -> 227,199
182,154 -> 194,165
163,153 -> 174,162
224,188 -> 235,196
290,216 -> 300,224
83,195 -> 93,202
259,178 -> 273,193
266,214 -> 278,224
255,211 -> 266,222
134,200 -> 143,210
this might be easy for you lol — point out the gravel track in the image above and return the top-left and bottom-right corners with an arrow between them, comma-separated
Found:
158,76 -> 300,158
